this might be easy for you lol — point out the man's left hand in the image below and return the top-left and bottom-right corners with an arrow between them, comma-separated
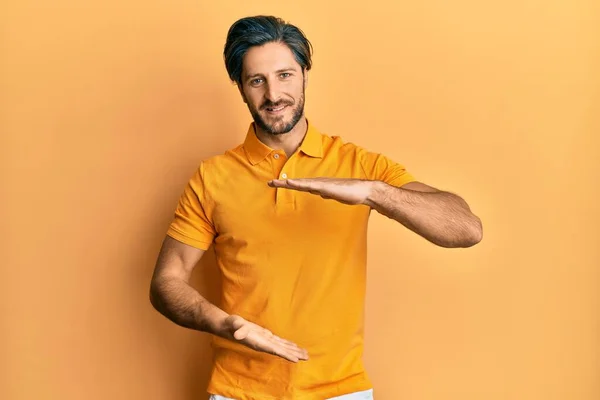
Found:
267,178 -> 375,205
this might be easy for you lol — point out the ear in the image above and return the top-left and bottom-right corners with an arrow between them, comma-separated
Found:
303,68 -> 309,88
236,82 -> 248,104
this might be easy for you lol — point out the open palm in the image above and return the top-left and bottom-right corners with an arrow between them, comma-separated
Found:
267,177 -> 373,205
224,315 -> 309,363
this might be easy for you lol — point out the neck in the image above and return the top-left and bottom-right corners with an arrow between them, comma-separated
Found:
254,117 -> 308,158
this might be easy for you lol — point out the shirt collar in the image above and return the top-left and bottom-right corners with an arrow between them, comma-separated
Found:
243,119 -> 323,165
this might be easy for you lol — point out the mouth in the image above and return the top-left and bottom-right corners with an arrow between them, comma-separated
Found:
264,104 -> 289,114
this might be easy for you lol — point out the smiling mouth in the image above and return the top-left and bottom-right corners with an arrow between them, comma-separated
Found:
265,105 -> 287,113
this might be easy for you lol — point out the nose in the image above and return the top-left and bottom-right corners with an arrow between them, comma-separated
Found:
264,80 -> 281,103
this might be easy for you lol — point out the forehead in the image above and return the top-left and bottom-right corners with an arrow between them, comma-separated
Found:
242,41 -> 300,77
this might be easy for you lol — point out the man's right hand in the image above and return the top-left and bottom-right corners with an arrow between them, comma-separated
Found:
221,314 -> 309,363
150,237 -> 308,363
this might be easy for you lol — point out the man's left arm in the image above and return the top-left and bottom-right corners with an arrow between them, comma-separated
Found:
267,178 -> 483,249
366,180 -> 483,248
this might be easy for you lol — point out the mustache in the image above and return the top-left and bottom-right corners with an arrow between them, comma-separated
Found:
261,100 -> 294,110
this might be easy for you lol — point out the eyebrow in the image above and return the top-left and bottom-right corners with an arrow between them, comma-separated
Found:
245,68 -> 297,81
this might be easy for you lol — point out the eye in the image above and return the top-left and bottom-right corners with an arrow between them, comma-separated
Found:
280,72 -> 291,78
250,78 -> 264,86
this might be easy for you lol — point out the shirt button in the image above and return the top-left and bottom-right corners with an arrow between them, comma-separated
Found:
281,173 -> 288,179
273,154 -> 280,159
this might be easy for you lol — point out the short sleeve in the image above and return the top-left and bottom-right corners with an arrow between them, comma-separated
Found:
359,147 -> 416,187
166,162 -> 216,250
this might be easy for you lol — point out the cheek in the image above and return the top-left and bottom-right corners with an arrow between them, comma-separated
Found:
291,81 -> 305,99
244,89 -> 264,109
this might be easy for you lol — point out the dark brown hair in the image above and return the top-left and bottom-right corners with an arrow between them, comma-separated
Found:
223,15 -> 313,84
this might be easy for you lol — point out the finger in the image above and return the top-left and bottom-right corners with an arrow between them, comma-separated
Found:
233,324 -> 251,341
272,335 -> 304,350
270,337 -> 309,360
289,179 -> 327,191
278,353 -> 299,363
271,335 -> 294,345
268,179 -> 315,192
270,344 -> 305,362
280,344 -> 309,361
273,338 -> 303,354
275,343 -> 309,361
249,336 -> 300,362
267,179 -> 294,189
253,333 -> 309,362
267,179 -> 286,187
289,181 -> 324,195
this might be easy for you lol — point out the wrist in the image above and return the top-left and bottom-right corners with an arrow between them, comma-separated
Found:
200,304 -> 230,336
364,180 -> 387,207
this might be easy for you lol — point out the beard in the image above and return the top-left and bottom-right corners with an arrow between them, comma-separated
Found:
248,89 -> 305,135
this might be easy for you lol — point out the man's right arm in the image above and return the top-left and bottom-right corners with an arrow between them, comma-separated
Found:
149,236 -> 228,335
148,235 -> 310,362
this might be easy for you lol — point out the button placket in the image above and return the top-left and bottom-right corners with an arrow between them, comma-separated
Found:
272,152 -> 295,208
271,151 -> 285,206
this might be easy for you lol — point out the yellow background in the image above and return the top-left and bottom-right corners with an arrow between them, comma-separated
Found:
2,1 -> 599,399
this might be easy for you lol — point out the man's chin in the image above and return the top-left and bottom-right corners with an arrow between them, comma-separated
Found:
252,105 -> 304,135
269,125 -> 293,135
259,119 -> 294,135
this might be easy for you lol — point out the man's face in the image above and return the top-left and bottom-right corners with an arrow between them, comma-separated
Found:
239,41 -> 307,135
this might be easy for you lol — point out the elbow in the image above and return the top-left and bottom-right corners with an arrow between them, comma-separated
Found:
464,216 -> 483,247
149,286 -> 157,308
149,286 -> 159,310
437,217 -> 482,248
149,278 -> 164,311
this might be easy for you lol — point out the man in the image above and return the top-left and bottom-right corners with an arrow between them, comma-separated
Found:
150,15 -> 483,400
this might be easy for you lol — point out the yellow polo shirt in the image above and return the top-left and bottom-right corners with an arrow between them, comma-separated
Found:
166,120 -> 415,400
